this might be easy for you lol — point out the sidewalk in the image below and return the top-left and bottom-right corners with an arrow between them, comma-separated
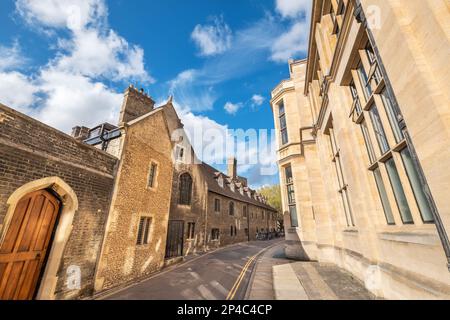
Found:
246,242 -> 376,300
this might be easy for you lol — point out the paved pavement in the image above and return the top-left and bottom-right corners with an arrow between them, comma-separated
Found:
247,241 -> 376,300
99,239 -> 376,300
101,239 -> 283,300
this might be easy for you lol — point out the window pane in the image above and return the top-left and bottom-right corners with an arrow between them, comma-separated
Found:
279,102 -> 285,115
385,158 -> 413,224
400,148 -> 434,223
381,89 -> 404,143
280,115 -> 287,129
357,62 -> 372,99
281,129 -> 289,145
361,120 -> 377,163
369,105 -> 390,154
373,168 -> 395,224
289,205 -> 298,227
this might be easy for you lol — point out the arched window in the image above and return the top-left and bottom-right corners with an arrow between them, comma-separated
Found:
179,173 -> 193,205
229,201 -> 235,216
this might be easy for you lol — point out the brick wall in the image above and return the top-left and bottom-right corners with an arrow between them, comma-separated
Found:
0,104 -> 118,299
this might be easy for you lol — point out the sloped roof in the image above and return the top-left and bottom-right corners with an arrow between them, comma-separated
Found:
200,162 -> 277,212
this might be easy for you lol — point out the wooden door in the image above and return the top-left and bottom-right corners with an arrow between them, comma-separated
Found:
0,190 -> 61,300
165,220 -> 184,259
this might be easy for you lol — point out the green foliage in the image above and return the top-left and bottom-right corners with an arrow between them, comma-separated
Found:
258,185 -> 282,214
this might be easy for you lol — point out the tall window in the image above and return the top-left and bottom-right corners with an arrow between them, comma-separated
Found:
187,222 -> 195,240
357,62 -> 372,100
400,148 -> 434,223
380,89 -> 404,143
214,199 -> 221,213
385,158 -> 413,224
361,120 -> 376,164
179,173 -> 193,205
279,101 -> 289,145
229,202 -> 235,216
137,217 -> 152,245
369,104 -> 390,155
243,205 -> 248,218
328,126 -> 355,227
147,162 -> 158,189
373,168 -> 395,225
211,229 -> 220,241
349,81 -> 363,119
285,165 -> 298,227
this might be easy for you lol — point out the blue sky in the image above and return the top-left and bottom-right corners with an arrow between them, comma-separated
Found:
0,0 -> 311,188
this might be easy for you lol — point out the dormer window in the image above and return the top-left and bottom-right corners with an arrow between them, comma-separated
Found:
230,183 -> 235,192
217,175 -> 224,188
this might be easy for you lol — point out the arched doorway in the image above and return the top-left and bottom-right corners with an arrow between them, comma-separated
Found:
0,177 -> 78,300
0,190 -> 61,300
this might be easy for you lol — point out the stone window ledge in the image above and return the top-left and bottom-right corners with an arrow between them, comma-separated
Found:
378,231 -> 440,246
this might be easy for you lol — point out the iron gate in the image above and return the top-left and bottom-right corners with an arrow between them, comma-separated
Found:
165,220 -> 184,259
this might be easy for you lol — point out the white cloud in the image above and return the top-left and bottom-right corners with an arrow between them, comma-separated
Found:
54,28 -> 152,83
224,102 -> 242,115
0,41 -> 28,71
0,72 -> 38,113
270,21 -> 309,62
35,70 -> 122,130
168,69 -> 216,112
191,16 -> 232,56
275,0 -> 311,19
15,0 -> 107,31
251,94 -> 265,107
0,0 -> 154,132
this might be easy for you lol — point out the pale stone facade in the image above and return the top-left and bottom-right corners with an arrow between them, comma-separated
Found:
271,0 -> 450,299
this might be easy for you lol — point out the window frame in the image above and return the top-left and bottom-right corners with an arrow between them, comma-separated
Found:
136,216 -> 152,246
178,173 -> 193,206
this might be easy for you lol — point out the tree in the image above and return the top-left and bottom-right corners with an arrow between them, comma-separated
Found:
258,185 -> 284,232
258,185 -> 282,214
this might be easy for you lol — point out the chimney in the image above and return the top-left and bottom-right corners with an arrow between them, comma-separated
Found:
227,157 -> 237,180
119,85 -> 155,124
72,126 -> 90,141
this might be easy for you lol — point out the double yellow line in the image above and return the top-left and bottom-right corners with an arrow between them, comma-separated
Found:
226,245 -> 274,300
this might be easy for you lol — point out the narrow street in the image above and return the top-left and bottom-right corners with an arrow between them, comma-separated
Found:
100,239 -> 375,300
101,239 -> 284,300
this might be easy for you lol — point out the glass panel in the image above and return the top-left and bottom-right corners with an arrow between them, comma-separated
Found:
357,62 -> 372,100
285,166 -> 293,184
289,205 -> 298,227
380,89 -> 404,143
373,168 -> 396,224
281,129 -> 289,145
287,185 -> 296,204
361,120 -> 377,164
385,158 -> 414,224
369,104 -> 390,154
400,148 -> 434,223
280,114 -> 287,129
279,102 -> 285,115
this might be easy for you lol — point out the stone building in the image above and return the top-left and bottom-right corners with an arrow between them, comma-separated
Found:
162,103 -> 279,259
270,0 -> 450,299
0,103 -> 118,300
91,88 -> 175,293
0,86 -> 175,300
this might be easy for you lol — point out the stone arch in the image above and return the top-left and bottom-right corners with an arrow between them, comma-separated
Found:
0,177 -> 78,300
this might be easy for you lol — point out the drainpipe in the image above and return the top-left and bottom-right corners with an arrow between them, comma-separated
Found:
352,0 -> 450,271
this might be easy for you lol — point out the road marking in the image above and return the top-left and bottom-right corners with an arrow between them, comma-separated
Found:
210,281 -> 229,296
226,255 -> 257,300
226,242 -> 282,301
198,284 -> 217,300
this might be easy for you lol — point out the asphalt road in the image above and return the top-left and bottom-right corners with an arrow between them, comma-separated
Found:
102,239 -> 283,300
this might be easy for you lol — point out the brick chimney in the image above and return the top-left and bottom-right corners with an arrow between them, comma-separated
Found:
227,157 -> 237,180
71,126 -> 90,141
119,85 -> 155,124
